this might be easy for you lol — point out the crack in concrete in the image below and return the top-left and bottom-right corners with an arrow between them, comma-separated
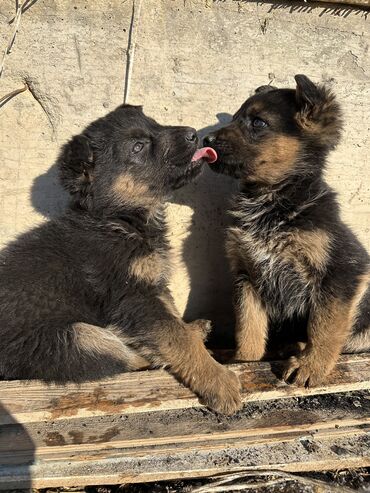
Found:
73,34 -> 82,74
338,50 -> 369,80
348,50 -> 368,77
23,75 -> 60,139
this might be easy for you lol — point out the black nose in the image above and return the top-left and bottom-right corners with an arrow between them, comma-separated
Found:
185,128 -> 197,142
203,134 -> 216,146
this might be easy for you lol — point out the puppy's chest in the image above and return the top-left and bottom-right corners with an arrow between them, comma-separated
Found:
128,244 -> 172,285
227,226 -> 330,313
84,234 -> 171,301
127,214 -> 172,286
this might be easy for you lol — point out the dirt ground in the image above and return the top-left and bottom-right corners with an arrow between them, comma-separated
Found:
91,469 -> 370,492
8,467 -> 367,492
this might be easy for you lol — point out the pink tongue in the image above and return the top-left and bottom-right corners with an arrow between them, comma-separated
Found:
191,147 -> 218,164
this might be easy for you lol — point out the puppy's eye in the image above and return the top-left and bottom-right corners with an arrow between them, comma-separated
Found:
252,117 -> 268,128
132,142 -> 144,153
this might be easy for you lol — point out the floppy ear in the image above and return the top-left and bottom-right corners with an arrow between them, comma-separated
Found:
295,74 -> 342,149
255,84 -> 277,94
58,134 -> 95,204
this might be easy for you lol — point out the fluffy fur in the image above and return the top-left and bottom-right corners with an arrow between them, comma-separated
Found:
204,75 -> 370,386
0,104 -> 241,415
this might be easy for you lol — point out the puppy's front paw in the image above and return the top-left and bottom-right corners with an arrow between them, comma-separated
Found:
201,366 -> 242,415
283,352 -> 330,387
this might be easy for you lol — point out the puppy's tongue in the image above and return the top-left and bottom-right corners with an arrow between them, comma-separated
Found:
191,147 -> 218,164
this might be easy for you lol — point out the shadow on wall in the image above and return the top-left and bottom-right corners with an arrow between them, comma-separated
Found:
264,0 -> 368,18
31,162 -> 68,218
30,113 -> 237,348
171,113 -> 238,348
0,402 -> 34,489
216,0 -> 369,18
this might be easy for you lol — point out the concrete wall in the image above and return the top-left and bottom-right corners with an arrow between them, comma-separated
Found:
1,0 -> 369,340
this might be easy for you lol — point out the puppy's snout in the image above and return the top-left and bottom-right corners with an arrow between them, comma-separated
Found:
184,128 -> 198,143
203,134 -> 216,146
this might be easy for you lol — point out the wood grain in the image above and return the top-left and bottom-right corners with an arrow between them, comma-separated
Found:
0,355 -> 369,489
0,353 -> 368,425
0,427 -> 368,489
1,394 -> 368,454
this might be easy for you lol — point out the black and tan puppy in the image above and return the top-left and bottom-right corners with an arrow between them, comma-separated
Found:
0,104 -> 242,415
204,75 -> 370,386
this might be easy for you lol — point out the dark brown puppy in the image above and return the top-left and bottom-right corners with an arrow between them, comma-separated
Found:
0,104 -> 241,415
204,75 -> 370,387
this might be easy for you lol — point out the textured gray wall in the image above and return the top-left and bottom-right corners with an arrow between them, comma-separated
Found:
1,1 -> 369,338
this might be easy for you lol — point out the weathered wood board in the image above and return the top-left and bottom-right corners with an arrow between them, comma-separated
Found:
0,354 -> 369,489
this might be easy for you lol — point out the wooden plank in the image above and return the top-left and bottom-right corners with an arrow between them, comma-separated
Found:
0,355 -> 368,489
0,353 -> 369,424
0,426 -> 368,489
6,423 -> 368,462
1,390 -> 369,453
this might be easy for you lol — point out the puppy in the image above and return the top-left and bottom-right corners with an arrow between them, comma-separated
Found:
204,75 -> 370,387
0,104 -> 242,415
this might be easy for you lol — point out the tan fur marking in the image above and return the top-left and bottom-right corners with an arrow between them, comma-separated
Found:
156,321 -> 242,415
227,226 -> 331,285
113,174 -> 159,210
235,283 -> 268,361
282,229 -> 331,281
345,330 -> 370,353
295,90 -> 342,147
283,298 -> 352,386
348,270 -> 370,328
345,270 -> 370,352
73,323 -> 148,369
308,298 -> 351,371
226,227 -> 247,273
296,116 -> 340,148
309,298 -> 351,361
129,252 -> 169,284
158,288 -> 181,318
251,135 -> 300,184
249,102 -> 264,112
292,229 -> 331,270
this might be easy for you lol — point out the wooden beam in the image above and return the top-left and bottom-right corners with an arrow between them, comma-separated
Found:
0,424 -> 368,489
0,353 -> 369,424
0,354 -> 369,489
1,391 -> 368,457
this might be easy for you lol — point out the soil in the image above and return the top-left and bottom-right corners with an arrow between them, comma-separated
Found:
17,468 -> 368,493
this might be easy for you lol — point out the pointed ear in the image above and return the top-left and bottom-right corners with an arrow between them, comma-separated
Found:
295,74 -> 322,108
58,134 -> 95,202
255,84 -> 277,94
294,74 -> 342,149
